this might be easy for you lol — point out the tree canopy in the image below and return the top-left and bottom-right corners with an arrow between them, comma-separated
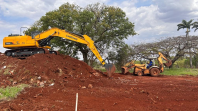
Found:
192,21 -> 198,32
25,3 -> 136,65
129,36 -> 198,68
177,19 -> 194,31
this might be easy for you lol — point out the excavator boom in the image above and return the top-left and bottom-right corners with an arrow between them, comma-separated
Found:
3,27 -> 115,77
158,52 -> 172,67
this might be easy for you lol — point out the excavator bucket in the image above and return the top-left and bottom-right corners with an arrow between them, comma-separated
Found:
104,64 -> 116,77
164,60 -> 172,67
121,67 -> 129,74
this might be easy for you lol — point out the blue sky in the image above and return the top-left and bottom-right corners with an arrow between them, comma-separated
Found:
0,0 -> 198,53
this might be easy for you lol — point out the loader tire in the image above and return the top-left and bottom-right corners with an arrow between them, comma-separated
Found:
150,68 -> 160,77
137,71 -> 143,76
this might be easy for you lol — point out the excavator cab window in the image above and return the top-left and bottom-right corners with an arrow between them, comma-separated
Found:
31,31 -> 41,39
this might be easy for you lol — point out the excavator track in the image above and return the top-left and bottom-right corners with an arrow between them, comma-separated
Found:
5,48 -> 58,57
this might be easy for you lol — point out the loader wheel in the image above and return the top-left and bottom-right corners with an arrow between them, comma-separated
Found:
137,71 -> 143,76
150,68 -> 160,77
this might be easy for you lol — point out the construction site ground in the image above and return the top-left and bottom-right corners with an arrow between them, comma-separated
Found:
0,53 -> 198,111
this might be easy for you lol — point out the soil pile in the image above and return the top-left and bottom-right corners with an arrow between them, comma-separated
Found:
0,54 -> 198,111
0,53 -> 103,88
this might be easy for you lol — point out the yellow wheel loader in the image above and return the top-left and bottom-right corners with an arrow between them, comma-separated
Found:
3,27 -> 116,76
121,52 -> 172,76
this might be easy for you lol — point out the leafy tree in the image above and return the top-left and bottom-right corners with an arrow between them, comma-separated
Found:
25,3 -> 136,66
177,19 -> 194,68
114,44 -> 133,70
130,36 -> 198,68
184,54 -> 198,68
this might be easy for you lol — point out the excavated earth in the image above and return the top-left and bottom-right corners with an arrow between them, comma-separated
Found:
0,53 -> 198,111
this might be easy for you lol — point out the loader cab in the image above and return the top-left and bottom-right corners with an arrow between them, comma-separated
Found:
146,57 -> 156,69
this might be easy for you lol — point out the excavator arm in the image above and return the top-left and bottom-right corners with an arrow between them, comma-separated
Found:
34,28 -> 115,76
35,28 -> 106,65
157,52 -> 172,72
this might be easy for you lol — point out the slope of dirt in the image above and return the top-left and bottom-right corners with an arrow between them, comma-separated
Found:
0,54 -> 198,111
0,54 -> 101,87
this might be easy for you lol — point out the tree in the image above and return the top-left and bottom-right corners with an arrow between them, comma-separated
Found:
192,21 -> 198,32
177,19 -> 193,37
177,19 -> 194,68
25,3 -> 136,66
130,36 -> 198,68
108,44 -> 133,70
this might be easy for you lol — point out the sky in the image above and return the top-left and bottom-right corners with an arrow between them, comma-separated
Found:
0,0 -> 198,53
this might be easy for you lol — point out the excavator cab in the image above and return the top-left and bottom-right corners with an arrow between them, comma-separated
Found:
31,31 -> 41,39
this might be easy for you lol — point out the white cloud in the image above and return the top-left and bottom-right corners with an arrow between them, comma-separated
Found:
0,0 -> 198,53
54,0 -> 108,8
154,0 -> 198,22
0,0 -> 50,20
0,0 -> 109,21
113,0 -> 198,44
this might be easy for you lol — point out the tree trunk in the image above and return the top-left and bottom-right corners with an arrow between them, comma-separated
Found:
82,51 -> 88,64
186,29 -> 192,68
189,49 -> 193,68
89,54 -> 95,67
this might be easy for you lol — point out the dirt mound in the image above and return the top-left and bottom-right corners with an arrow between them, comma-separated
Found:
1,54 -> 198,111
0,54 -> 103,87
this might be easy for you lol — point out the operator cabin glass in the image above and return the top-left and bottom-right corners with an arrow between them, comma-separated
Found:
31,31 -> 41,39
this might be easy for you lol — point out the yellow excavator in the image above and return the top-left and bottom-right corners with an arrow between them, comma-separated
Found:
3,27 -> 116,76
121,52 -> 172,76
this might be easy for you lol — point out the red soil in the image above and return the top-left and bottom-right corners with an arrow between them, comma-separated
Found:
0,53 -> 198,111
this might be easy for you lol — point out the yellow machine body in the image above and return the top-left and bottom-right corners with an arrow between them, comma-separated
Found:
3,35 -> 36,49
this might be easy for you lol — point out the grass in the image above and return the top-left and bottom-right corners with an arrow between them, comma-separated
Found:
161,68 -> 198,76
0,84 -> 29,100
3,68 -> 10,75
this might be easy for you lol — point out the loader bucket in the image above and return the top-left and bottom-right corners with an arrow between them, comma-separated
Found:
164,60 -> 172,67
104,64 -> 116,77
121,67 -> 129,74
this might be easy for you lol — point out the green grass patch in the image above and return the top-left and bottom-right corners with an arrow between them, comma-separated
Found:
0,84 -> 29,100
161,68 -> 198,76
3,68 -> 10,75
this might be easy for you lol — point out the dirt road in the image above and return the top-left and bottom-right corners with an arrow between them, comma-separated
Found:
0,54 -> 198,111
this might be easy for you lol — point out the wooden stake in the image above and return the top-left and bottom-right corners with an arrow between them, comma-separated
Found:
75,93 -> 78,111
